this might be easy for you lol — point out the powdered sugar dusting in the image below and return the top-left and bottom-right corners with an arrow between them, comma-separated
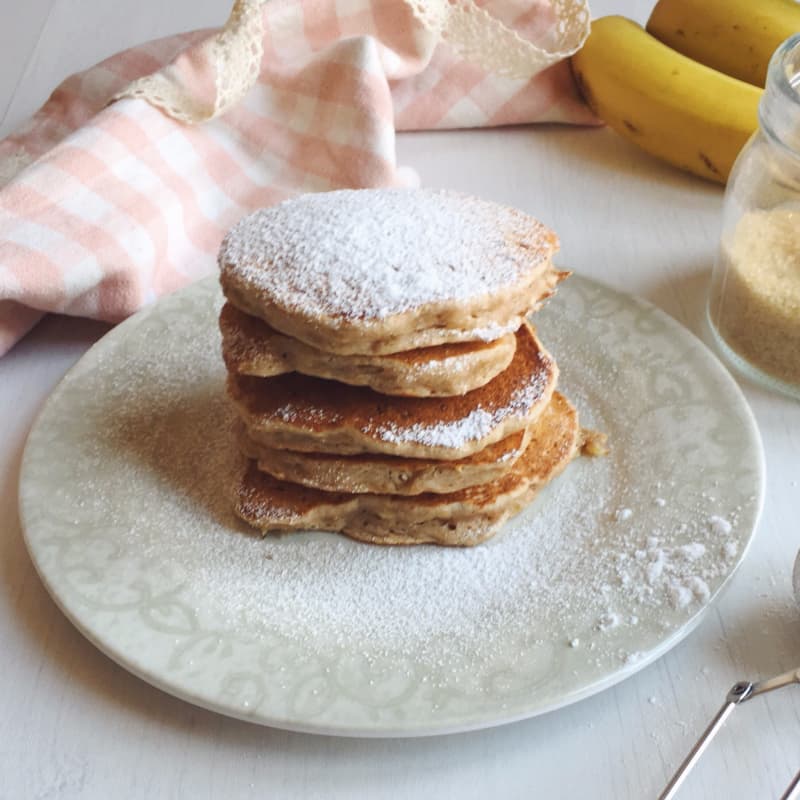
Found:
51,358 -> 745,670
370,371 -> 547,448
220,189 -> 556,321
468,320 -> 519,342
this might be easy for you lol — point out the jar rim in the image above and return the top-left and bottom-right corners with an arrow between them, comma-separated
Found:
759,34 -> 800,157
769,33 -> 800,108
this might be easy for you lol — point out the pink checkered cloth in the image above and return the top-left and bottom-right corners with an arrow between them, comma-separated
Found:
0,0 -> 595,356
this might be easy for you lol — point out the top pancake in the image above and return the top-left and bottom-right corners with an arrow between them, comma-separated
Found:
219,188 -> 561,356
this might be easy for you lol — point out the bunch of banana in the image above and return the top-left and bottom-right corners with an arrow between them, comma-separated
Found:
569,15 -> 766,184
572,10 -> 771,183
647,0 -> 800,87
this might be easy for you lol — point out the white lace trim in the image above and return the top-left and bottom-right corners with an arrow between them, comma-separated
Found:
407,0 -> 590,79
114,0 -> 265,123
114,0 -> 589,124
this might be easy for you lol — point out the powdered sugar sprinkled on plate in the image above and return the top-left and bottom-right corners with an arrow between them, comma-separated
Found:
709,515 -> 733,536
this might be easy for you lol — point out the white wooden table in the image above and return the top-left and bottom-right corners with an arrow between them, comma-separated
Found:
2,2 -> 800,798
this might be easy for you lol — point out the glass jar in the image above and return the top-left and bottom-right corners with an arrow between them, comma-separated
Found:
707,34 -> 800,399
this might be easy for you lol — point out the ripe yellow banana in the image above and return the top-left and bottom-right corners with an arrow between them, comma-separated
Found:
647,0 -> 800,87
570,16 -> 762,185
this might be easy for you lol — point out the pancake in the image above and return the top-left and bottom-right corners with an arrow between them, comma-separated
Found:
219,302 -> 517,397
232,392 -> 581,546
228,321 -> 557,460
219,188 -> 565,356
237,422 -> 532,495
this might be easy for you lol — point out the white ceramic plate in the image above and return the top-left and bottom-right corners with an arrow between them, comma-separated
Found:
19,275 -> 764,736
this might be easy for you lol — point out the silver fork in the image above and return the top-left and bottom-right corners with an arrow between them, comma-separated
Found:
659,667 -> 800,800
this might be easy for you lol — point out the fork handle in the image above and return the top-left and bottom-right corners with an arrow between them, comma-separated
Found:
779,770 -> 800,800
659,682 -> 753,800
658,699 -> 737,800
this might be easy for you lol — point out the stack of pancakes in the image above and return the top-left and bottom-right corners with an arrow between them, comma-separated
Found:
219,188 -> 587,546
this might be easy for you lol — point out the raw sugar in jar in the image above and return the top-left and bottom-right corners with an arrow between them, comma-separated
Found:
708,34 -> 800,398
